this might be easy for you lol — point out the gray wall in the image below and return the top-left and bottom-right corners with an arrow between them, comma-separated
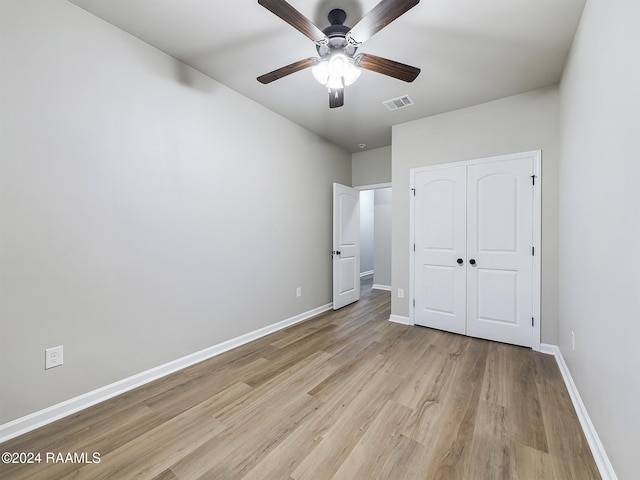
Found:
352,146 -> 392,187
558,0 -> 640,477
373,188 -> 392,288
0,0 -> 351,424
392,87 -> 560,344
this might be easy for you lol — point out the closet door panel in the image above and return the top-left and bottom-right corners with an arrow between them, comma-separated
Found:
414,167 -> 466,334
466,158 -> 534,347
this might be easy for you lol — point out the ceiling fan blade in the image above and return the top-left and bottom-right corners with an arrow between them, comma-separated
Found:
348,0 -> 420,44
257,58 -> 316,84
356,53 -> 420,82
329,88 -> 344,108
258,0 -> 327,43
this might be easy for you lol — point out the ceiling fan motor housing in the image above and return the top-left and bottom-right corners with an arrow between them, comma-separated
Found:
317,9 -> 357,58
327,8 -> 347,26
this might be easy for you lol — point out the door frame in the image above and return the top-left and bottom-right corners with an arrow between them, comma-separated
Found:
409,151 -> 542,350
356,182 -> 392,287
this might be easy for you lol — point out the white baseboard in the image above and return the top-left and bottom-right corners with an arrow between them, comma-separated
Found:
540,344 -> 618,480
372,284 -> 391,291
539,343 -> 558,357
0,303 -> 332,444
388,314 -> 413,325
360,270 -> 374,277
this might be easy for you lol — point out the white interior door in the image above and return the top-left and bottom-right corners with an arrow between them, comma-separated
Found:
466,158 -> 534,347
414,166 -> 466,334
333,183 -> 360,310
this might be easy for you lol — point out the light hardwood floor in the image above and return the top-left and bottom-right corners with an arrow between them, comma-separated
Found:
0,276 -> 599,479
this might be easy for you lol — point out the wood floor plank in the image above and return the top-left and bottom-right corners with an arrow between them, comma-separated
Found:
64,396 -> 228,480
151,469 -> 180,480
512,441 -> 556,480
306,342 -> 387,401
291,368 -> 404,480
375,433 -> 431,479
169,353 -> 335,478
331,400 -> 413,480
213,351 -> 334,427
506,346 -> 549,453
532,350 -> 600,479
269,312 -> 336,350
171,394 -> 321,480
377,327 -> 433,379
420,340 -> 489,480
481,341 -> 511,407
322,325 -> 385,365
400,339 -> 487,448
0,275 -> 600,480
238,424 -> 321,480
482,342 -> 549,452
241,325 -> 338,387
142,358 -> 268,417
392,343 -> 450,409
465,400 -> 514,480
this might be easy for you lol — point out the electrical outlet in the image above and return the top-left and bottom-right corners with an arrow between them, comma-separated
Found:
45,345 -> 64,369
296,287 -> 302,297
398,288 -> 404,299
571,331 -> 575,351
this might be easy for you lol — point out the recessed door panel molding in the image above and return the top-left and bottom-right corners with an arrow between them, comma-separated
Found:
475,174 -> 519,252
475,269 -> 518,325
422,179 -> 458,250
410,151 -> 541,349
339,194 -> 358,246
333,183 -> 360,310
339,257 -> 357,295
422,265 -> 456,315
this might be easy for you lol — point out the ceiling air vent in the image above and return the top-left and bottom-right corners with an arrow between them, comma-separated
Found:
383,94 -> 415,111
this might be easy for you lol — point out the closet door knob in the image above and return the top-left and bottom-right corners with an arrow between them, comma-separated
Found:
457,258 -> 464,265
469,259 -> 476,265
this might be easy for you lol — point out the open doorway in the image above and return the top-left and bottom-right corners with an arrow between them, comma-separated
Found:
359,186 -> 392,291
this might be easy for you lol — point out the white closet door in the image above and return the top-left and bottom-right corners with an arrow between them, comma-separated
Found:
414,166 -> 467,334
466,157 -> 534,347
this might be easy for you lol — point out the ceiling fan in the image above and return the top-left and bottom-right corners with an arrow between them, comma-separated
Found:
257,0 -> 421,108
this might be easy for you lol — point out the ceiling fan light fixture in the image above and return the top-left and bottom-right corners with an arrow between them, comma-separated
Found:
311,54 -> 361,89
257,0 -> 421,109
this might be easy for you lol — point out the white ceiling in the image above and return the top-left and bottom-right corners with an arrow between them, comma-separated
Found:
69,0 -> 585,153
